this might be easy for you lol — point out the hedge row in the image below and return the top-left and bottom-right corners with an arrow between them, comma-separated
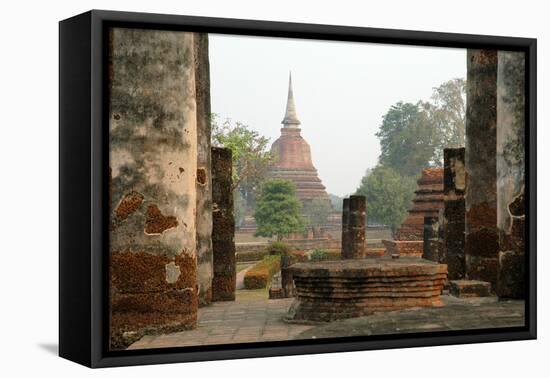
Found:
310,248 -> 341,261
243,255 -> 281,289
236,250 -> 269,262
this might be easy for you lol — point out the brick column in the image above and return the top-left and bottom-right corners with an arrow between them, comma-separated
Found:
342,195 -> 366,259
443,147 -> 466,279
341,198 -> 350,258
281,253 -> 295,297
211,147 -> 236,301
464,50 -> 499,289
194,33 -> 214,307
423,216 -> 440,262
108,29 -> 198,349
496,51 -> 526,298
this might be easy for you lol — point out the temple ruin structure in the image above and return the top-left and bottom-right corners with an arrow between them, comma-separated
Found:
108,32 -> 236,350
442,147 -> 466,280
211,147 -> 237,301
434,49 -> 526,298
268,74 -> 330,207
107,31 -> 527,347
396,167 -> 445,241
496,51 -> 526,298
464,50 -> 500,289
383,168 -> 444,258
341,196 -> 367,259
194,33 -> 214,306
423,215 -> 441,262
109,29 -> 203,349
287,258 -> 448,322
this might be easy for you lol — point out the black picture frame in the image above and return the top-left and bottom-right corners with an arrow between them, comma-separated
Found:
59,9 -> 537,368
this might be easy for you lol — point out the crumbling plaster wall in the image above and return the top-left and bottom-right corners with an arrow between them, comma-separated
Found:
109,28 -> 199,349
194,33 -> 214,306
464,49 -> 499,289
496,51 -> 526,298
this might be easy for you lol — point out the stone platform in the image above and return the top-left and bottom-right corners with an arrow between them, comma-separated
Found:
449,280 -> 492,297
382,240 -> 424,258
286,257 -> 447,322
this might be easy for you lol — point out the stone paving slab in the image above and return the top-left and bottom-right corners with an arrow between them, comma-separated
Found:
128,295 -> 313,350
295,296 -> 524,339
128,293 -> 524,350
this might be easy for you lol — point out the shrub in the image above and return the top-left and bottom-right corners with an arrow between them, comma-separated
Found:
310,248 -> 330,262
267,241 -> 291,256
235,250 -> 268,262
324,249 -> 342,260
244,255 -> 281,289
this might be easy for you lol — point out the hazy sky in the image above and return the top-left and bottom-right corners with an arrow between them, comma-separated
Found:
209,34 -> 466,197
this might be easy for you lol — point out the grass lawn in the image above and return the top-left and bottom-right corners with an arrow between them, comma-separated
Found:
236,287 -> 269,302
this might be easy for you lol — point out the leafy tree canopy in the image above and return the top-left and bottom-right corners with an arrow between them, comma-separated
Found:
254,179 -> 305,241
422,78 -> 466,163
376,79 -> 466,176
211,115 -> 272,199
355,165 -> 417,234
303,198 -> 332,228
328,193 -> 344,212
376,101 -> 436,177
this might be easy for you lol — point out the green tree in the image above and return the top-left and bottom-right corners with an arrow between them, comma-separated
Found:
254,179 -> 305,241
376,79 -> 466,175
422,78 -> 466,164
211,115 -> 272,203
303,198 -> 332,229
233,190 -> 246,228
355,166 -> 417,235
376,102 -> 437,177
328,193 -> 344,212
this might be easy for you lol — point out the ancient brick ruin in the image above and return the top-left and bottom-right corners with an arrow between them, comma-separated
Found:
341,196 -> 367,259
382,168 -> 444,259
496,51 -> 525,298
109,29 -> 201,349
464,50 -> 500,289
211,147 -> 237,301
107,30 -> 526,347
287,258 -> 448,322
423,216 -> 441,262
108,31 -> 237,350
442,147 -> 466,280
268,74 -> 330,206
396,168 -> 445,241
429,50 -> 525,298
194,33 -> 214,307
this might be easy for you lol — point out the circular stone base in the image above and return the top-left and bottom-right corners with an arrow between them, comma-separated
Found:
287,257 -> 448,322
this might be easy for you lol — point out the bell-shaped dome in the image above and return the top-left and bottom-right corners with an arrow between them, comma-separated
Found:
271,128 -> 314,171
268,73 -> 328,203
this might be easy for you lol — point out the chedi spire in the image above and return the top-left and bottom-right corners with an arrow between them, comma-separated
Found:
269,72 -> 328,204
281,72 -> 301,127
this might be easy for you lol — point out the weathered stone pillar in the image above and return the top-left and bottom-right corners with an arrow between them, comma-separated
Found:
496,51 -> 526,298
443,147 -> 466,279
109,29 -> 198,349
341,198 -> 350,257
423,216 -> 440,262
281,253 -> 295,297
342,195 -> 366,259
465,49 -> 499,289
194,33 -> 214,307
211,147 -> 236,301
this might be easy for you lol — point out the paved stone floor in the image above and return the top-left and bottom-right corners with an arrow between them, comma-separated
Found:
128,292 -> 313,349
128,294 -> 525,350
297,296 -> 525,339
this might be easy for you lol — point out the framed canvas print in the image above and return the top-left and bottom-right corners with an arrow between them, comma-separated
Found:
59,10 -> 536,368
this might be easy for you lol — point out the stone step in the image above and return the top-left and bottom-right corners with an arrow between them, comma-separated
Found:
449,280 -> 492,297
